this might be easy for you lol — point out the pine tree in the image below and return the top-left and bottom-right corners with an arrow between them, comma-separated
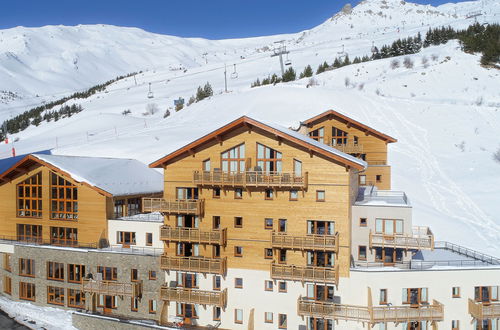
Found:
342,55 -> 351,66
203,82 -> 213,97
282,67 -> 296,82
300,65 -> 313,78
333,58 -> 341,68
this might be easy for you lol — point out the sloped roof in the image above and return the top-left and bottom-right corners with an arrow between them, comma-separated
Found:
0,154 -> 163,197
150,116 -> 367,170
302,109 -> 397,143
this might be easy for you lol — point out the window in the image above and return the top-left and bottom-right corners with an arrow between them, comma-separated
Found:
402,288 -> 428,305
264,218 -> 273,230
19,258 -> 35,277
278,249 -> 287,264
294,159 -> 302,175
359,175 -> 366,185
316,190 -> 325,202
98,295 -> 117,309
131,269 -> 139,282
289,190 -> 298,201
203,159 -> 211,172
380,289 -> 388,304
359,218 -> 367,227
97,266 -> 117,281
131,297 -> 139,312
146,233 -> 153,246
265,280 -> 273,291
213,188 -> 221,198
265,189 -> 274,200
257,143 -> 282,172
278,219 -> 287,233
222,144 -> 246,173
354,136 -> 359,145
331,126 -> 348,146
114,199 -> 124,218
3,276 -> 11,295
19,282 -> 35,301
16,224 -> 42,243
279,281 -> 287,293
264,248 -> 273,259
212,216 -> 221,230
234,309 -> 243,324
452,320 -> 459,330
452,287 -> 460,298
265,312 -> 273,323
149,300 -> 157,314
127,198 -> 141,216
358,246 -> 367,261
278,313 -> 287,329
307,220 -> 335,235
213,306 -> 221,321
234,217 -> 243,228
234,246 -> 243,257
309,127 -> 324,143
176,187 -> 199,200
235,278 -> 243,288
213,245 -> 221,258
177,273 -> 198,288
50,172 -> 78,220
375,219 -> 403,235
3,254 -> 11,272
117,231 -> 136,245
68,264 -> 85,283
47,261 -> 64,281
50,227 -> 78,246
213,275 -> 221,290
376,175 -> 382,183
17,173 -> 42,218
149,270 -> 157,280
67,288 -> 85,308
474,286 -> 498,302
176,303 -> 198,318
47,286 -> 64,306
235,188 -> 243,199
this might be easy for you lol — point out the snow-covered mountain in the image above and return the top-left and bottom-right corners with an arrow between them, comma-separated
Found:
0,0 -> 499,254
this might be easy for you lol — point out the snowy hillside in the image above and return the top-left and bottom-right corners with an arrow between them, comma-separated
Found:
0,0 -> 499,254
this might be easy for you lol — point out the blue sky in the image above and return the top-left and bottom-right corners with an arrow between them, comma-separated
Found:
1,0 -> 469,39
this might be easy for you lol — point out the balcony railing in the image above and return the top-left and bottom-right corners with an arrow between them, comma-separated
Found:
297,298 -> 444,323
160,286 -> 227,307
160,255 -> 227,275
369,227 -> 434,250
160,226 -> 227,246
193,170 -> 308,189
82,279 -> 142,297
142,198 -> 204,216
469,299 -> 500,320
327,142 -> 364,154
271,232 -> 339,252
271,263 -> 339,286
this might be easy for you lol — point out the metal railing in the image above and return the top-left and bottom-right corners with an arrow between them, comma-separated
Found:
369,227 -> 434,250
0,235 -> 98,249
100,245 -> 163,256
271,232 -> 339,252
193,170 -> 308,189
160,226 -> 227,246
142,198 -> 204,216
356,189 -> 409,205
469,298 -> 500,320
160,255 -> 227,275
82,279 -> 142,297
159,286 -> 227,307
271,263 -> 339,286
353,259 -> 495,270
435,241 -> 500,265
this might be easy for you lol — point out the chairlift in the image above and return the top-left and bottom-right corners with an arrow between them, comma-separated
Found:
337,44 -> 345,55
231,64 -> 238,79
285,53 -> 292,66
147,82 -> 154,99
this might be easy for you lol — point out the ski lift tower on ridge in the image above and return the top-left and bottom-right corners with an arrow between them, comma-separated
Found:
271,40 -> 289,76
147,82 -> 154,99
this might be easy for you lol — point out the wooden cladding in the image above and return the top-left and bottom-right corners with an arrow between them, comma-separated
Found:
369,228 -> 434,251
327,142 -> 364,154
159,286 -> 227,308
271,263 -> 339,286
160,226 -> 227,246
469,298 -> 500,320
82,279 -> 142,298
160,255 -> 227,275
142,198 -> 204,216
193,170 -> 308,189
297,298 -> 444,323
271,232 -> 339,252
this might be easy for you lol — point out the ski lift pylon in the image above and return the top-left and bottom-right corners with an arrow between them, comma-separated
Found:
231,64 -> 238,79
147,82 -> 154,99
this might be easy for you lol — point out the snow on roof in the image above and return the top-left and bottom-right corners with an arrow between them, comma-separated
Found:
33,154 -> 163,196
256,117 -> 367,169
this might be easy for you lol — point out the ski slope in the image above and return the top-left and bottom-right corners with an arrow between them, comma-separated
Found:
0,0 -> 499,254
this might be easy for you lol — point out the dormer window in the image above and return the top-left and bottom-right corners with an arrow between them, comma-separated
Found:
17,173 -> 42,218
50,172 -> 78,220
257,144 -> 282,173
332,127 -> 348,146
309,127 -> 324,143
221,144 -> 245,173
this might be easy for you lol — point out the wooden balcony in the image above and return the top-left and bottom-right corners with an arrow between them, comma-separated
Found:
469,299 -> 500,320
271,232 -> 339,252
160,286 -> 227,307
271,263 -> 339,286
160,255 -> 227,275
82,279 -> 142,297
328,142 -> 364,154
369,227 -> 434,251
142,198 -> 204,216
193,170 -> 308,189
160,226 -> 227,246
297,298 -> 444,324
